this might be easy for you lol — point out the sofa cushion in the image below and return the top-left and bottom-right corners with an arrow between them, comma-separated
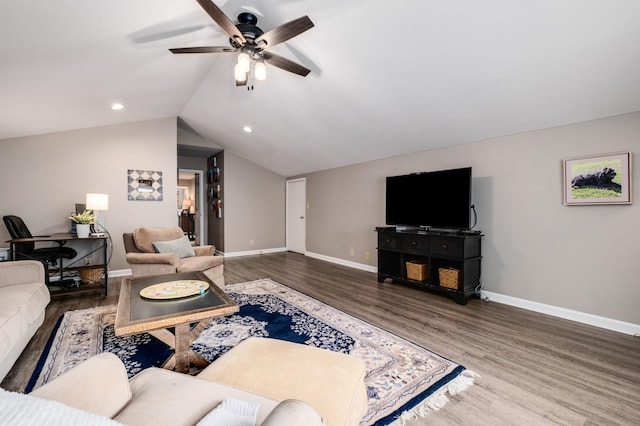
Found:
132,227 -> 184,253
30,352 -> 132,419
152,236 -> 195,258
0,282 -> 50,324
176,255 -> 224,273
0,307 -> 26,359
114,368 -> 281,426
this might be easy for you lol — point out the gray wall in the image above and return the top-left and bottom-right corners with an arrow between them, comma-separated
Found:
0,117 -> 287,270
224,150 -> 286,253
0,117 -> 179,271
304,112 -> 640,324
2,111 -> 636,325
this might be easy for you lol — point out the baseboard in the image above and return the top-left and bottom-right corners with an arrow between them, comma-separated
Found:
305,251 -> 377,273
109,268 -> 132,277
222,247 -> 288,258
113,257 -> 638,336
482,290 -> 640,336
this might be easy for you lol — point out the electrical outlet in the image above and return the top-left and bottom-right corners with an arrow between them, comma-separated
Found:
349,248 -> 355,257
250,239 -> 255,246
365,251 -> 371,260
84,258 -> 91,266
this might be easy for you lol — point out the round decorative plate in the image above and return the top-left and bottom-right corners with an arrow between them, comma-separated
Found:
139,279 -> 210,300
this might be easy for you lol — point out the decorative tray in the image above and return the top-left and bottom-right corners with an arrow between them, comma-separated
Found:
139,279 -> 209,300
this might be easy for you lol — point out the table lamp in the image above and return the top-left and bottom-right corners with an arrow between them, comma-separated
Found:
86,193 -> 109,236
183,199 -> 193,214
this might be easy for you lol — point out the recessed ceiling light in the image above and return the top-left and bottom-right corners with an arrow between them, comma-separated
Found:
242,126 -> 253,133
111,103 -> 124,111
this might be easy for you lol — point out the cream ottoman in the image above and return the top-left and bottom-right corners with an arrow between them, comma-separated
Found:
197,337 -> 368,426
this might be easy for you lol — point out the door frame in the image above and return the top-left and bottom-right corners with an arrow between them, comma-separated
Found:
286,178 -> 306,253
178,168 -> 205,246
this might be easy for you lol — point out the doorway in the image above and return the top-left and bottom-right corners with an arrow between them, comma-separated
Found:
286,178 -> 306,254
178,169 -> 205,246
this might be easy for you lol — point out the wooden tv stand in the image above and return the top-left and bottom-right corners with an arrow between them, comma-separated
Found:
375,229 -> 482,304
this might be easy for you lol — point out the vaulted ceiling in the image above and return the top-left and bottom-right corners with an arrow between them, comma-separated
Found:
2,0 -> 640,176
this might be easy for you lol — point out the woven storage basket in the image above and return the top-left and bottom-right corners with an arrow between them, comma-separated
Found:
406,260 -> 428,282
80,267 -> 103,283
438,267 -> 460,290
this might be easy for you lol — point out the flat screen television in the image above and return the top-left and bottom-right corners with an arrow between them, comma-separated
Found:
385,167 -> 472,230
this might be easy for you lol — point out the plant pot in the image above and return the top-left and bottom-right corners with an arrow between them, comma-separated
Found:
76,224 -> 91,238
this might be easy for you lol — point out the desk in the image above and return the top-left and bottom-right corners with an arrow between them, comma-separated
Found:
7,233 -> 109,296
180,212 -> 195,241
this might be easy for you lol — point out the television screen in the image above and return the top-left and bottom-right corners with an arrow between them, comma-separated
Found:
385,167 -> 472,229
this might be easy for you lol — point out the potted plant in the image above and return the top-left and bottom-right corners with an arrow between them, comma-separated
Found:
69,210 -> 95,238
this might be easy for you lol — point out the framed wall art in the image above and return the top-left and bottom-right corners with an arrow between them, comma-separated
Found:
562,152 -> 632,205
128,169 -> 163,201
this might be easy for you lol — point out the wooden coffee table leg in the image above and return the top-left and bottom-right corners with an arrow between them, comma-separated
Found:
189,350 -> 210,369
189,320 -> 211,341
174,322 -> 191,373
148,320 -> 213,374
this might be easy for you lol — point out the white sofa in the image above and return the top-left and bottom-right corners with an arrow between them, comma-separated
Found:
17,337 -> 369,426
0,261 -> 50,381
15,351 -> 327,426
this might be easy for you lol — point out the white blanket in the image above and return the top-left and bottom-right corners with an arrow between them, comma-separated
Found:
196,398 -> 259,426
0,388 -> 123,426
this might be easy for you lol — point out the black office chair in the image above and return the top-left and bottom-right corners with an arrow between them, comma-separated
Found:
3,215 -> 77,281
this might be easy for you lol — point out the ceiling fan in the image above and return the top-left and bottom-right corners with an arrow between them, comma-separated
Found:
170,0 -> 314,87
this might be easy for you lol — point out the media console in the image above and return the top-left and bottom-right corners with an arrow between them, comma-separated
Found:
375,228 -> 482,304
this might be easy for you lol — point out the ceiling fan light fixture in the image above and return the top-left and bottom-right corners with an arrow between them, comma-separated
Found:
237,52 -> 251,73
254,61 -> 267,81
169,3 -> 314,89
234,64 -> 247,83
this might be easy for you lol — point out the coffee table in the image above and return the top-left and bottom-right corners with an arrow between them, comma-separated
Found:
114,271 -> 238,373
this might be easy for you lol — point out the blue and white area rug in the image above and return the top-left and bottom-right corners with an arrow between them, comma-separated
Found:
28,278 -> 477,425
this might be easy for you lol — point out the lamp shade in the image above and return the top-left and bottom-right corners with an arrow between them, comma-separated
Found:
234,64 -> 247,83
86,193 -> 109,211
237,52 -> 251,73
254,61 -> 267,81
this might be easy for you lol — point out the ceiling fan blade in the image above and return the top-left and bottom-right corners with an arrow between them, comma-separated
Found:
255,16 -> 314,50
262,52 -> 311,76
169,46 -> 235,54
196,0 -> 246,46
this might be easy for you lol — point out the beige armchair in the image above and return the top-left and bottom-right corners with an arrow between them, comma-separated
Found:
123,227 -> 224,289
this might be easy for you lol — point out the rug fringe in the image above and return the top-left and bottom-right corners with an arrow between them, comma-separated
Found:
391,370 -> 479,425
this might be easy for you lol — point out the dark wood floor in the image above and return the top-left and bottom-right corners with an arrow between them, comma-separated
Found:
3,252 -> 639,425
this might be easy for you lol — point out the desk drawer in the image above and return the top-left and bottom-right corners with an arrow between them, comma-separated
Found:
430,237 -> 464,257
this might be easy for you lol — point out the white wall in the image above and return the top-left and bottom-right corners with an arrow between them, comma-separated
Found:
0,118 -> 179,271
304,112 -> 640,325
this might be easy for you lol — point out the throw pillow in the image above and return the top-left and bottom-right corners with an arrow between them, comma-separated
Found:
152,236 -> 195,258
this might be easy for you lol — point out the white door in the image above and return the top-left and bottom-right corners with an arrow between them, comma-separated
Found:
286,178 -> 306,254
